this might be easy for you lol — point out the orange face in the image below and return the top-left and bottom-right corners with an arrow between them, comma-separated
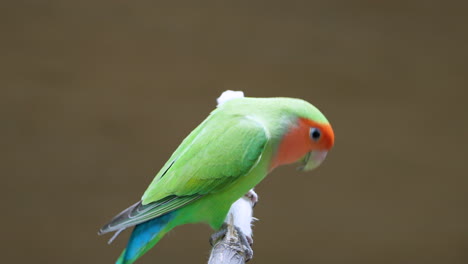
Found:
271,118 -> 334,170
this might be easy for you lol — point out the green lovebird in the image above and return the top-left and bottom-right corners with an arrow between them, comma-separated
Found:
99,91 -> 335,264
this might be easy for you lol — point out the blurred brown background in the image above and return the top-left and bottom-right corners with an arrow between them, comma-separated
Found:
2,1 -> 467,264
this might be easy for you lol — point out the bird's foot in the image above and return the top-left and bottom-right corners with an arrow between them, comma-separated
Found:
209,224 -> 254,261
244,189 -> 258,207
209,223 -> 228,246
234,226 -> 254,261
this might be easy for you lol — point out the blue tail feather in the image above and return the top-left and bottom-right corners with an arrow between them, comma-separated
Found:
116,212 -> 176,264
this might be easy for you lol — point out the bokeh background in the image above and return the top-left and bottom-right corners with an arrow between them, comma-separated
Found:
2,1 -> 467,264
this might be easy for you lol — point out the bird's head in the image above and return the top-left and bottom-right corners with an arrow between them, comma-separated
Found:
215,91 -> 334,172
271,101 -> 334,171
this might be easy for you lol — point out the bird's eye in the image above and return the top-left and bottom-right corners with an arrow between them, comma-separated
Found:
310,127 -> 321,141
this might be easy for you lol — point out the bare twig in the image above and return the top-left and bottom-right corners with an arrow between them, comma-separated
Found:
208,191 -> 257,264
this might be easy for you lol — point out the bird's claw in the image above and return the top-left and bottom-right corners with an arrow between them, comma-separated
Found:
209,223 -> 228,246
234,226 -> 254,261
209,224 -> 254,261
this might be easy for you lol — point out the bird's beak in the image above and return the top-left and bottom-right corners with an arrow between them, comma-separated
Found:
297,150 -> 328,171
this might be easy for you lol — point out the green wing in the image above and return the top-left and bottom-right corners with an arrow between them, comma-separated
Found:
142,114 -> 269,203
99,113 -> 268,235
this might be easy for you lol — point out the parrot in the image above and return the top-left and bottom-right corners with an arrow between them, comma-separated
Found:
98,91 -> 335,264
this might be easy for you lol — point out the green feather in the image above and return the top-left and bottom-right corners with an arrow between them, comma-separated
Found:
141,97 -> 328,203
141,115 -> 269,204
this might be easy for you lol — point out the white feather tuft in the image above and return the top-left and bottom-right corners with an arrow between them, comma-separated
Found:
216,90 -> 244,107
224,189 -> 257,238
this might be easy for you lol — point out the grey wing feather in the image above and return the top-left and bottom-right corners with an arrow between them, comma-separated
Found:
98,194 -> 201,236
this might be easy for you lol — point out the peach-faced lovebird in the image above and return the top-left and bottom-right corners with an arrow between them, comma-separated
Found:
99,91 -> 335,264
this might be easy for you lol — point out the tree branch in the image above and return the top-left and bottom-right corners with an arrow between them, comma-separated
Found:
208,191 -> 257,264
